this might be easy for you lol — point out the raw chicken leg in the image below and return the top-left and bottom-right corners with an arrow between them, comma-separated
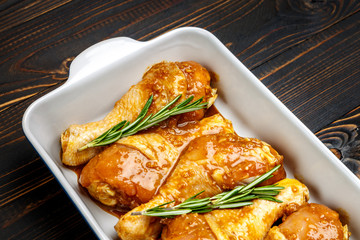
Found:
79,114 -> 234,208
115,133 -> 286,240
61,61 -> 216,166
265,203 -> 350,240
161,178 -> 309,240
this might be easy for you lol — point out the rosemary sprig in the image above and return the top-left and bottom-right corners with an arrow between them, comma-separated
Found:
131,165 -> 284,218
78,94 -> 208,151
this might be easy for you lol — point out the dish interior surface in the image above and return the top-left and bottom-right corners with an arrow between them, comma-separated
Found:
23,28 -> 360,239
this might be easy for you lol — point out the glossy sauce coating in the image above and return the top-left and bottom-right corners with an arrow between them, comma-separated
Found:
79,114 -> 234,208
158,133 -> 285,203
80,144 -> 166,205
162,179 -> 309,240
181,133 -> 286,191
116,133 -> 285,240
273,203 -> 349,240
61,61 -> 216,166
76,60 -> 222,208
161,213 -> 216,240
175,61 -> 216,123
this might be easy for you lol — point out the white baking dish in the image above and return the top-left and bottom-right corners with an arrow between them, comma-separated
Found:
23,27 -> 360,239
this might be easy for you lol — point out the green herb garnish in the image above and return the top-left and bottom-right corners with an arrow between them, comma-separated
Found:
78,94 -> 208,151
131,165 -> 284,218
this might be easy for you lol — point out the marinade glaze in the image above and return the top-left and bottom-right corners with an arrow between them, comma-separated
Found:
79,112 -> 234,209
72,106 -> 227,218
61,61 -> 217,166
116,133 -> 285,240
62,61 -> 349,240
63,61 -> 221,213
265,203 -> 349,240
71,106 -> 228,218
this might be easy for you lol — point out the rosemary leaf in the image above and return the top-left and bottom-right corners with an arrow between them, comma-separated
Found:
131,165 -> 284,218
78,94 -> 208,151
141,209 -> 192,217
192,208 -> 213,214
217,202 -> 253,209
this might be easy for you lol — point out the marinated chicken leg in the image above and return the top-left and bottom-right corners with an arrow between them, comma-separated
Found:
79,114 -> 234,208
265,203 -> 350,240
161,178 -> 310,240
61,61 -> 217,166
115,133 -> 286,240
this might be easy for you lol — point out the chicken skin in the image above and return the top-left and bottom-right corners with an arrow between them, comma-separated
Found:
265,203 -> 350,240
161,178 -> 309,240
115,133 -> 286,240
79,114 -> 234,208
61,61 -> 217,166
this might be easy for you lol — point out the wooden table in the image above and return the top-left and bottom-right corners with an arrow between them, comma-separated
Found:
1,0 -> 359,239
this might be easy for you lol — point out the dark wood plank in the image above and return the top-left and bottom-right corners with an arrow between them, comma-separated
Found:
252,11 -> 360,132
227,0 -> 360,69
128,0 -> 360,69
0,138 -> 97,239
316,106 -> 360,178
1,177 -> 95,239
0,0 -> 72,33
0,1 -> 181,105
2,0 -> 359,128
1,0 -> 359,239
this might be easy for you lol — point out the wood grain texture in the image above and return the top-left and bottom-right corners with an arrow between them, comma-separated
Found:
0,0 -> 359,239
316,106 -> 360,178
253,12 -> 360,132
